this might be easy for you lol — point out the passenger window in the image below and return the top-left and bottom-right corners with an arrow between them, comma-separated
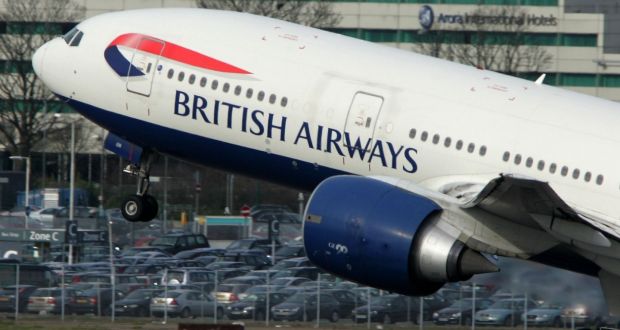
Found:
596,175 -> 604,185
444,137 -> 451,147
572,169 -> 580,179
432,134 -> 440,144
200,77 -> 207,87
561,166 -> 568,177
188,74 -> 196,84
549,163 -> 557,174
584,172 -> 592,182
421,131 -> 428,142
258,91 -> 265,101
502,151 -> 510,162
246,89 -> 254,98
269,94 -> 277,104
146,63 -> 152,73
456,140 -> 463,150
525,157 -> 533,168
467,143 -> 475,153
479,145 -> 487,156
211,80 -> 219,90
223,83 -> 230,92
409,129 -> 416,139
167,69 -> 174,79
537,160 -> 545,171
514,154 -> 522,165
196,236 -> 207,245
281,97 -> 288,107
177,237 -> 188,247
186,236 -> 197,246
178,71 -> 185,82
234,85 -> 242,96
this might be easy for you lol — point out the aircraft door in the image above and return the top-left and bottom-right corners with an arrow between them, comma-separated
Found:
343,92 -> 384,150
126,37 -> 165,96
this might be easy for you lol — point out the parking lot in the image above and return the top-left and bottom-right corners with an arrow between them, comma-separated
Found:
0,209 -> 614,330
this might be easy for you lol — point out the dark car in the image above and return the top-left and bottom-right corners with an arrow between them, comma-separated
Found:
0,285 -> 38,312
222,251 -> 271,270
274,244 -> 306,259
226,238 -> 282,255
352,294 -> 425,324
114,288 -> 162,317
326,289 -> 358,318
69,287 -> 125,315
226,292 -> 288,320
149,234 -> 210,255
273,267 -> 320,281
271,292 -> 341,322
173,248 -> 225,260
433,298 -> 494,325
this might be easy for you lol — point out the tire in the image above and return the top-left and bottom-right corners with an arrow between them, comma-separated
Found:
255,310 -> 265,321
216,307 -> 224,320
141,194 -> 158,222
504,316 -> 513,327
121,195 -> 145,222
180,307 -> 191,319
383,313 -> 392,324
330,311 -> 339,323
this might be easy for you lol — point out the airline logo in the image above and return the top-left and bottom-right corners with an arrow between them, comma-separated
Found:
103,33 -> 251,77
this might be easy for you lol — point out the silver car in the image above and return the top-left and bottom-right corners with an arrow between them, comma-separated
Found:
150,289 -> 223,318
27,288 -> 75,314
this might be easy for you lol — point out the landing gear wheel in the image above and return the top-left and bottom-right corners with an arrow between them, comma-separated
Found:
142,194 -> 159,222
121,195 -> 146,222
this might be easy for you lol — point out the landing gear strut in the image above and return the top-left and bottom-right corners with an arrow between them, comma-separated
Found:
120,153 -> 158,222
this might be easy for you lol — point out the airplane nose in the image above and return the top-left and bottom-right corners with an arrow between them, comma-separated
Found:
32,43 -> 48,79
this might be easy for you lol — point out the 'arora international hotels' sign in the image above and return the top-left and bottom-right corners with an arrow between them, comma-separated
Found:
418,5 -> 558,31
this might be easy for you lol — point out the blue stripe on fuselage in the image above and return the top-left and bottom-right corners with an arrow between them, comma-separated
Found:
64,96 -> 347,191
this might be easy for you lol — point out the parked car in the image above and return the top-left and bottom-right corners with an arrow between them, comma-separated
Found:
150,289 -> 223,318
273,267 -> 320,281
475,298 -> 538,326
270,257 -> 312,271
269,277 -> 310,290
28,207 -> 60,226
114,288 -> 162,317
325,289 -> 358,319
174,248 -> 225,260
522,303 -> 564,327
274,244 -> 306,259
271,292 -> 341,322
226,292 -> 288,320
0,285 -> 38,313
68,287 -> 124,315
27,287 -> 76,314
222,250 -> 271,270
352,294 -> 424,324
205,261 -> 247,271
561,302 -> 605,327
222,275 -> 265,287
149,233 -> 210,255
215,283 -> 252,305
161,269 -> 214,286
433,298 -> 494,325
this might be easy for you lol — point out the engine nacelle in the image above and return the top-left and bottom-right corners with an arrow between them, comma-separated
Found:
303,176 -> 497,296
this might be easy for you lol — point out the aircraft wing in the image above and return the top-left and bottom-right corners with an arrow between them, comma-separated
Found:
460,174 -> 616,246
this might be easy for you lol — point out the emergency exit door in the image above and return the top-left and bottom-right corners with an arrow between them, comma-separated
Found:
126,37 -> 165,97
343,92 -> 384,150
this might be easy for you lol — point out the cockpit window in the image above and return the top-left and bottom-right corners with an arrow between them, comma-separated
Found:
63,27 -> 84,47
63,27 -> 78,44
69,31 -> 83,46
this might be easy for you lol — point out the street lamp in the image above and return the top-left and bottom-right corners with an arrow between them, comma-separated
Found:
55,113 -> 76,264
9,156 -> 30,229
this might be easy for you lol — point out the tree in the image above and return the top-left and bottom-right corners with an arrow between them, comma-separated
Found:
415,5 -> 552,76
196,0 -> 341,28
0,0 -> 84,162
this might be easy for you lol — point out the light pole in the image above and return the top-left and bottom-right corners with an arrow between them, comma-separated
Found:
9,156 -> 30,229
56,114 -> 76,264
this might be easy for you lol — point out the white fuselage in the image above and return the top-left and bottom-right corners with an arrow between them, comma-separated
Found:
35,9 -> 620,243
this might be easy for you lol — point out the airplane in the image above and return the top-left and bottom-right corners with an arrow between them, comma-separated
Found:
32,8 -> 620,313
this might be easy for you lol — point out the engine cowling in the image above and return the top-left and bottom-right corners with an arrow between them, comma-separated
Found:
303,175 -> 497,296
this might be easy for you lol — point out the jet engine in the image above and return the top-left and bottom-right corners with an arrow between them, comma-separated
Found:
303,175 -> 497,295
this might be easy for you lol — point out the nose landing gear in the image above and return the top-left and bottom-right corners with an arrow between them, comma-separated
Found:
120,154 -> 158,222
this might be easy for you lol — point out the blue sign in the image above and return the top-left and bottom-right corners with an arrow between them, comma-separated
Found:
419,5 -> 434,31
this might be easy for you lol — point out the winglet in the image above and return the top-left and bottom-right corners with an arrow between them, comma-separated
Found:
535,73 -> 546,85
